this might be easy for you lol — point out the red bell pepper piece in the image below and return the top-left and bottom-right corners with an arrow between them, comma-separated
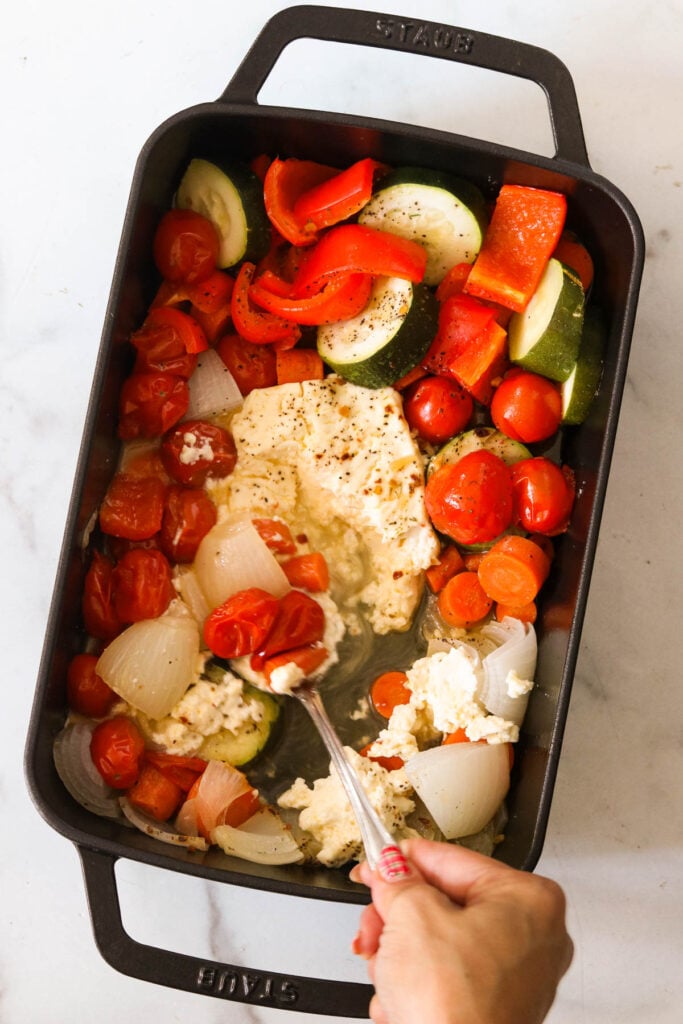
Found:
263,157 -> 340,247
292,158 -> 389,231
292,224 -> 427,296
231,262 -> 301,347
249,268 -> 373,325
465,185 -> 567,312
422,294 -> 509,405
435,261 -> 472,303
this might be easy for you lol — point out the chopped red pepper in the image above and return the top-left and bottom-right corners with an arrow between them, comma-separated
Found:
292,224 -> 427,296
249,268 -> 373,325
263,157 -> 340,247
422,294 -> 509,404
464,185 -> 567,312
292,158 -> 389,231
230,262 -> 301,347
435,261 -> 472,303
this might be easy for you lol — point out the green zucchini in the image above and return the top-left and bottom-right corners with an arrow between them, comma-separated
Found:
508,259 -> 585,382
561,307 -> 606,425
358,167 -> 487,286
428,427 -> 531,478
197,684 -> 280,767
317,275 -> 438,388
175,157 -> 270,268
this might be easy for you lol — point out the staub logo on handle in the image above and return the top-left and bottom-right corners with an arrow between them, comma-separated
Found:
196,965 -> 299,1004
375,17 -> 474,54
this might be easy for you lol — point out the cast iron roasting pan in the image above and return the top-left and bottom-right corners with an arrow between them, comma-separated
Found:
25,5 -> 644,1016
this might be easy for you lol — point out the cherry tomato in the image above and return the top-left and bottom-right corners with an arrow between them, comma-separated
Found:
66,653 -> 117,717
216,333 -> 278,395
511,457 -> 576,535
99,472 -> 166,540
204,588 -> 281,659
111,548 -> 175,623
424,450 -> 514,546
252,590 -> 325,669
131,309 -> 206,378
118,372 -> 189,440
160,419 -> 237,487
90,716 -> 146,789
160,485 -> 217,563
82,551 -> 122,641
153,208 -> 220,284
490,369 -> 562,443
403,376 -> 473,445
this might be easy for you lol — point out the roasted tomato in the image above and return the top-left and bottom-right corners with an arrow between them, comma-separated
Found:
160,419 -> 237,487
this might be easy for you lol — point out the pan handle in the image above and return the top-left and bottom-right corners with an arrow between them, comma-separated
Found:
78,847 -> 374,1016
221,4 -> 589,166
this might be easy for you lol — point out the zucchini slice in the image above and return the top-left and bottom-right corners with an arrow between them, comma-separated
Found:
317,276 -> 438,388
175,157 -> 270,268
358,167 -> 487,286
508,259 -> 585,382
197,684 -> 280,767
428,427 -> 531,477
561,307 -> 606,425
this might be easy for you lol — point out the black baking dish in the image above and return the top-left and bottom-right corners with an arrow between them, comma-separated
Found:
25,5 -> 644,1016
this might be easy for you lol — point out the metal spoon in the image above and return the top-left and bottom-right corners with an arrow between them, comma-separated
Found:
291,680 -> 395,870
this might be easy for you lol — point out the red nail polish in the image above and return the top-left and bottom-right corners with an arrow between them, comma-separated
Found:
377,844 -> 412,882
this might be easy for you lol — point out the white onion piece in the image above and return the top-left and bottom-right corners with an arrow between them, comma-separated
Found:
405,742 -> 510,839
193,513 -> 290,610
120,797 -> 208,851
480,618 -> 537,725
183,349 -> 243,422
174,566 -> 211,632
211,808 -> 304,865
96,612 -> 200,719
117,437 -> 161,473
53,722 -> 122,819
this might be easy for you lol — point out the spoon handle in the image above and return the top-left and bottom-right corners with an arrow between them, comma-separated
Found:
296,687 -> 395,869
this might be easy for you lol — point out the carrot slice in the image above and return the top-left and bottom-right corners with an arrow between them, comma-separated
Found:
359,743 -> 405,771
477,535 -> 551,606
442,727 -> 471,744
127,762 -> 184,822
552,232 -> 594,292
263,645 -> 329,686
425,545 -> 466,593
281,551 -> 330,592
495,600 -> 538,625
437,570 -> 493,629
275,348 -> 325,384
465,185 -> 567,312
370,671 -> 410,719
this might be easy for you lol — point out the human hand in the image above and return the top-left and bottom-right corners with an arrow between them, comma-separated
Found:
351,838 -> 573,1024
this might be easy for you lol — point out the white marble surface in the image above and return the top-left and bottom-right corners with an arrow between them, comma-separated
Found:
3,1 -> 683,1021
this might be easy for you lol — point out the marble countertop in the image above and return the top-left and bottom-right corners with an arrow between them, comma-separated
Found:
3,1 -> 682,1021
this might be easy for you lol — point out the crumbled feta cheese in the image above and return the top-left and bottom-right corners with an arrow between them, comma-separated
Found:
506,669 -> 534,699
278,747 -> 418,867
179,431 -> 215,466
138,669 -> 265,755
369,647 -> 519,764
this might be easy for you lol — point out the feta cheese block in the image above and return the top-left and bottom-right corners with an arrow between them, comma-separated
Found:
208,377 -> 439,633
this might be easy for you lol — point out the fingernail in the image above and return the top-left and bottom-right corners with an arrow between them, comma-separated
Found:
377,844 -> 412,882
